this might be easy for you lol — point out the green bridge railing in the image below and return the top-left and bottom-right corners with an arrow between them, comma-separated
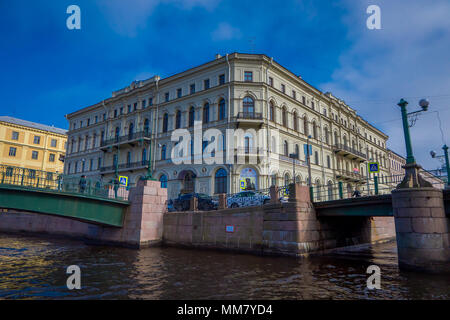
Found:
0,165 -> 130,201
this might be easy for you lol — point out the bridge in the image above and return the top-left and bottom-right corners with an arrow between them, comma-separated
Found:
0,165 -> 129,227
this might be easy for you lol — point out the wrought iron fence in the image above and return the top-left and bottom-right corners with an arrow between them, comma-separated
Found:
0,164 -> 129,201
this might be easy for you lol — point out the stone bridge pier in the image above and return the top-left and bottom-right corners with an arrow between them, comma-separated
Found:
392,188 -> 450,273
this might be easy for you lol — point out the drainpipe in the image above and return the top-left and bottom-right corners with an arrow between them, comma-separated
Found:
226,54 -> 233,193
266,57 -> 273,188
152,78 -> 160,178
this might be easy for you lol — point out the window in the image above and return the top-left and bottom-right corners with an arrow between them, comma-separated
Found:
32,151 -> 38,160
281,84 -> 285,93
218,99 -> 226,120
243,97 -> 254,115
49,154 -> 55,162
284,140 -> 288,156
127,151 -> 131,165
219,74 -> 225,85
95,115 -> 98,123
175,110 -> 181,129
292,90 -> 296,99
87,118 -> 90,126
324,127 -> 329,144
327,155 -> 331,168
215,168 -> 227,194
282,107 -> 287,127
165,92 -> 169,102
103,113 -> 106,121
190,84 -> 196,94
9,147 -> 16,156
162,113 -> 168,133
177,88 -> 182,98
189,107 -> 195,127
11,131 -> 19,140
33,136 -> 40,144
312,122 -> 318,139
89,158 -> 93,171
142,100 -> 146,109
268,77 -> 273,87
203,103 -> 210,123
315,151 -> 319,165
269,102 -> 275,121
293,111 -> 298,131
149,97 -> 153,106
244,71 -> 253,82
120,107 -> 123,115
159,175 -> 168,188
144,119 -> 150,135
311,101 -> 315,110
73,123 -> 76,130
98,157 -> 102,169
51,139 -> 57,148
134,103 -> 137,111
204,79 -> 210,90
302,96 -> 306,104
303,117 -> 309,136
142,148 -> 147,165
115,126 -> 120,142
161,145 -> 167,160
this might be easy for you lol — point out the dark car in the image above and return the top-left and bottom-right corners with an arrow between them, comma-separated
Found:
173,193 -> 218,211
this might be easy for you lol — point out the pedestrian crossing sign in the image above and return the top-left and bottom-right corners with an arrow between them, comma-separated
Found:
368,162 -> 380,173
119,176 -> 128,186
240,179 -> 246,190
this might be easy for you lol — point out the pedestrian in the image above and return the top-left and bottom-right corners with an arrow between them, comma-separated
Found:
352,188 -> 361,198
79,175 -> 87,193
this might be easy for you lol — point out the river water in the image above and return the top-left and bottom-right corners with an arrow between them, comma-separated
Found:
0,234 -> 448,300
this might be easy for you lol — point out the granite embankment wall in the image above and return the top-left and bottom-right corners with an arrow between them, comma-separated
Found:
163,185 -> 396,256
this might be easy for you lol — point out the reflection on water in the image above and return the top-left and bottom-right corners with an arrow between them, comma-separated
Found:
0,234 -> 448,300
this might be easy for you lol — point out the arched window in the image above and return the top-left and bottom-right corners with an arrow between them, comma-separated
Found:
159,175 -> 168,188
218,99 -> 226,120
243,97 -> 254,115
144,118 -> 150,135
175,110 -> 181,129
303,116 -> 308,136
327,155 -> 331,168
161,145 -> 167,160
334,131 -> 339,145
314,151 -> 319,165
316,180 -> 322,201
343,135 -> 348,147
245,136 -> 250,154
324,127 -> 329,144
126,151 -> 131,165
162,113 -> 168,133
295,144 -> 299,157
293,111 -> 298,131
328,181 -> 334,200
215,168 -> 227,194
189,107 -> 195,127
142,148 -> 147,165
269,102 -> 275,121
203,103 -> 210,123
284,140 -> 289,156
115,126 -> 120,142
284,173 -> 290,187
128,123 -> 134,140
271,173 -> 277,186
312,122 -> 318,139
282,107 -> 287,127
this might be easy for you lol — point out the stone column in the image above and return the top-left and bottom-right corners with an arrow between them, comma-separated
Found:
392,188 -> 449,273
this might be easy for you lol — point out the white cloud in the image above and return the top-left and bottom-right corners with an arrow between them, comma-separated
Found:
211,22 -> 242,41
319,0 -> 450,169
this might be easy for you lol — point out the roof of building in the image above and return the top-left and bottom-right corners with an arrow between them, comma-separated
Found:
387,148 -> 406,160
0,116 -> 67,135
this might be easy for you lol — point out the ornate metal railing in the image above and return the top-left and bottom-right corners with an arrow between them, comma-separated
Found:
100,130 -> 151,147
237,112 -> 263,120
333,143 -> 367,160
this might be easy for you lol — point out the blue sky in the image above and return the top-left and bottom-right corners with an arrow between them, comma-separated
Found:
1,0 -> 449,169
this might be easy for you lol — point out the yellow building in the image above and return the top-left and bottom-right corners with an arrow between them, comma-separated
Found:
0,116 -> 67,174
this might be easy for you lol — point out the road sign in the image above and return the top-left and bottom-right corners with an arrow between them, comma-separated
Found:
303,144 -> 312,156
240,179 -> 246,190
368,162 -> 380,173
225,225 -> 235,233
119,176 -> 128,186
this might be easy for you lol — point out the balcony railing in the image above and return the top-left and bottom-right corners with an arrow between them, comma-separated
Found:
100,130 -> 151,148
335,169 -> 365,182
279,154 -> 307,166
237,112 -> 263,120
100,160 -> 149,173
333,143 -> 367,161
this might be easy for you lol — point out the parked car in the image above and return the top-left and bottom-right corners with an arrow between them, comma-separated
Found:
172,193 -> 218,211
227,191 -> 270,208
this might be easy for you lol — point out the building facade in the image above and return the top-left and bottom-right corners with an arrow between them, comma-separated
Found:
387,149 -> 406,187
0,116 -> 67,173
64,53 -> 391,200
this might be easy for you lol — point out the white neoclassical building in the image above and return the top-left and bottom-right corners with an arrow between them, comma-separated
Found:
64,53 -> 391,200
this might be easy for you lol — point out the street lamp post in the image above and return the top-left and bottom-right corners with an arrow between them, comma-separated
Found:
397,98 -> 432,188
431,144 -> 450,189
141,140 -> 156,181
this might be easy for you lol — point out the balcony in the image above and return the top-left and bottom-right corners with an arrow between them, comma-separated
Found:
335,169 -> 365,183
234,112 -> 263,128
279,154 -> 307,167
100,160 -> 149,173
333,143 -> 367,162
100,130 -> 151,150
